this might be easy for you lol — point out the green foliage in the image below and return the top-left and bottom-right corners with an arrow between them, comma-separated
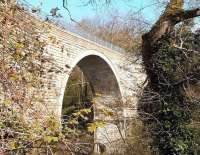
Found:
140,28 -> 200,155
87,120 -> 106,133
151,31 -> 200,87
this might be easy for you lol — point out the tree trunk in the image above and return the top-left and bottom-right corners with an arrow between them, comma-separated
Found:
140,0 -> 200,154
141,0 -> 200,82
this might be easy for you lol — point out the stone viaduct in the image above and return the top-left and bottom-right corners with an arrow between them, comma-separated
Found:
19,1 -> 146,153
44,23 -> 146,153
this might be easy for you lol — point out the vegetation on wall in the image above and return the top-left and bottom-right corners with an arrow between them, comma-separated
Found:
0,1 -> 94,154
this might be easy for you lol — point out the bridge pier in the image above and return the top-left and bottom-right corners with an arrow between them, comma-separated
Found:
92,95 -> 126,154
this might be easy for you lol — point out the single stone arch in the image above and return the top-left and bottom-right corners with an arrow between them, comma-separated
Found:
60,50 -> 124,152
58,50 -> 123,117
67,50 -> 123,98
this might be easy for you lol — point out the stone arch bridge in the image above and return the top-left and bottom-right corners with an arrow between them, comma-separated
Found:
19,2 -> 146,152
44,22 -> 146,116
42,22 -> 146,152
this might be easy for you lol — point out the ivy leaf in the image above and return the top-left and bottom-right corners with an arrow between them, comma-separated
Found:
87,121 -> 106,133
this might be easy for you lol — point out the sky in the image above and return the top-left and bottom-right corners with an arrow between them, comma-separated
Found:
21,0 -> 160,23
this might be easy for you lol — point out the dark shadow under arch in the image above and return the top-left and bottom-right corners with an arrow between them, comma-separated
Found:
61,55 -> 123,153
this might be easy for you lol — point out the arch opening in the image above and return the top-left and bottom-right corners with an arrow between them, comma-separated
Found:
76,55 -> 121,97
61,55 -> 122,152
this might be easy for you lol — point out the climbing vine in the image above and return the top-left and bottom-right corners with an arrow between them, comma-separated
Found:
140,25 -> 200,155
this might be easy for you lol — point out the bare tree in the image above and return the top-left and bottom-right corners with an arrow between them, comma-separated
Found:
77,10 -> 148,53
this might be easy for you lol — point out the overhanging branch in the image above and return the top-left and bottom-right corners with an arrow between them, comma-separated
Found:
172,8 -> 200,23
